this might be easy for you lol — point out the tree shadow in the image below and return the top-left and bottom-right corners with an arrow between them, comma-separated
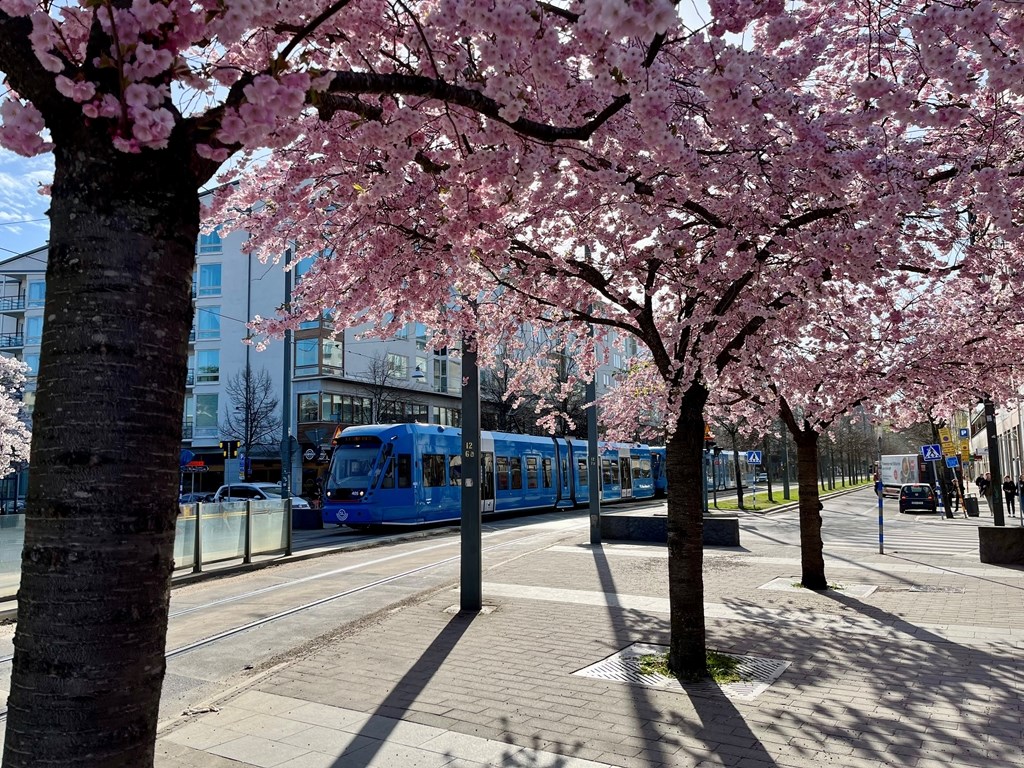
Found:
588,545 -> 779,767
711,586 -> 1023,767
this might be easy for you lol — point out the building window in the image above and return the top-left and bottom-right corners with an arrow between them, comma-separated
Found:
23,353 -> 38,376
196,349 -> 219,383
322,394 -> 372,424
414,323 -> 428,351
601,373 -> 611,388
24,315 -> 43,345
447,360 -> 461,396
407,403 -> 428,422
322,339 -> 343,373
198,264 -> 222,297
198,228 -> 222,255
387,353 -> 408,379
432,406 -> 460,427
298,394 -> 319,423
27,282 -> 45,308
196,307 -> 220,340
295,338 -> 318,375
195,393 -> 219,437
433,358 -> 447,393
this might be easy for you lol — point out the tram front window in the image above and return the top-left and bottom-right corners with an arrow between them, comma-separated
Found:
328,447 -> 380,496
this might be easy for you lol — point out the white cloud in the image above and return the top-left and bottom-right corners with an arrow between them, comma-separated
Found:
0,151 -> 52,255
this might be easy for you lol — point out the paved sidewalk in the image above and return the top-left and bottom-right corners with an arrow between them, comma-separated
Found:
156,516 -> 1024,768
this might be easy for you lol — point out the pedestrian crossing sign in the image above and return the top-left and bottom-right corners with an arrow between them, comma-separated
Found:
921,444 -> 942,461
745,451 -> 762,465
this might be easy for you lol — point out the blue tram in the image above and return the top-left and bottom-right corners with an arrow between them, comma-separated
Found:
322,423 -> 655,527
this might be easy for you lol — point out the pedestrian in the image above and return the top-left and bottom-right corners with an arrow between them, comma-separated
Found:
1004,475 -> 1018,517
976,473 -> 991,498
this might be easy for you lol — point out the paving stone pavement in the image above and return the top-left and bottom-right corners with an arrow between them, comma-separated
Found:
156,526 -> 1024,768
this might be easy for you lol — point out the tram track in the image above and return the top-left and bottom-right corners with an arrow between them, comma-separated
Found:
0,516 -> 588,721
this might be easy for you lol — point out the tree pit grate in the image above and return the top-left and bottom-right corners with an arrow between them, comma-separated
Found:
573,642 -> 790,701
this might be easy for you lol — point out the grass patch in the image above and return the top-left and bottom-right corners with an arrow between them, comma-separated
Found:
791,582 -> 845,591
639,649 -> 742,684
711,478 -> 874,512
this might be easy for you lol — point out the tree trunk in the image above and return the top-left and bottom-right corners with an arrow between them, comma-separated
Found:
4,136 -> 198,767
665,384 -> 708,679
794,429 -> 827,590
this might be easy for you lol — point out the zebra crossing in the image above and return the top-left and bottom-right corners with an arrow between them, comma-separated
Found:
821,514 -> 987,556
744,495 -> 1008,556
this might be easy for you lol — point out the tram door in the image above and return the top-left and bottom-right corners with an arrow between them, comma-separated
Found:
620,456 -> 633,499
481,452 -> 495,513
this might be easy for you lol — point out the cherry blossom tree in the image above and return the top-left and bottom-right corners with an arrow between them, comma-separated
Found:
0,0 -> 683,763
0,355 -> 30,476
231,0 -> 1024,682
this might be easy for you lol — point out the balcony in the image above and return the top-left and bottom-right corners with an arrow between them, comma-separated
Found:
186,369 -> 195,387
0,333 -> 24,349
0,296 -> 25,314
181,423 -> 194,440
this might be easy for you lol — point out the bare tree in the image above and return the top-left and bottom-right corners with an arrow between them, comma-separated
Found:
220,366 -> 282,462
353,353 -> 424,423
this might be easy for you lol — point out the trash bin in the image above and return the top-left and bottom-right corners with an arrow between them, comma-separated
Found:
965,495 -> 980,517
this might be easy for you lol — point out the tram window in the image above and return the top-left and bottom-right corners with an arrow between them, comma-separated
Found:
640,459 -> 651,478
602,459 -> 614,485
380,459 -> 394,489
497,457 -> 509,490
397,454 -> 411,488
578,459 -> 588,486
542,458 -> 552,488
423,454 -> 446,487
510,457 -> 523,490
526,457 -> 539,489
633,461 -> 642,479
449,455 -> 462,486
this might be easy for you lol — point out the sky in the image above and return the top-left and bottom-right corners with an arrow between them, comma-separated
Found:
0,149 -> 52,258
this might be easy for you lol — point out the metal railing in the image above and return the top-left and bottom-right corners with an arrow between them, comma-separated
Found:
0,334 -> 24,348
0,296 -> 25,313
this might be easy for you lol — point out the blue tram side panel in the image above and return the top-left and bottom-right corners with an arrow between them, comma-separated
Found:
650,447 -> 667,496
322,423 -> 656,527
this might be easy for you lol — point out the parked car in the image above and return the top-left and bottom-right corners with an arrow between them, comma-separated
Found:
754,472 -> 768,483
178,492 -> 212,504
211,482 -> 311,510
898,483 -> 936,513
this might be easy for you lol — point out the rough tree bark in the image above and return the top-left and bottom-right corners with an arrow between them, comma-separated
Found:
3,132 -> 198,767
778,397 -> 827,591
666,384 -> 709,679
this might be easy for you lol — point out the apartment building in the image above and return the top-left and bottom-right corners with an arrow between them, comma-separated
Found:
0,217 -> 633,504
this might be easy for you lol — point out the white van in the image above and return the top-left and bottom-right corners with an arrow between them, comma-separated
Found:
211,482 -> 310,510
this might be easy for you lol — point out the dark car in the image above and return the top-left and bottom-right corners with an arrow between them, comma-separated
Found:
898,483 -> 937,513
179,492 -> 212,504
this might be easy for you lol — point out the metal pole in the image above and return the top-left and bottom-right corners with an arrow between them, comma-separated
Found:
280,248 -> 293,521
460,329 -> 482,611
193,500 -> 204,574
587,304 -> 600,544
984,397 -> 1005,525
877,435 -> 884,554
243,500 -> 252,564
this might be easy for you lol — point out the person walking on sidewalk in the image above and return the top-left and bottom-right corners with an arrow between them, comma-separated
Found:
1004,475 -> 1018,516
976,472 -> 993,512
